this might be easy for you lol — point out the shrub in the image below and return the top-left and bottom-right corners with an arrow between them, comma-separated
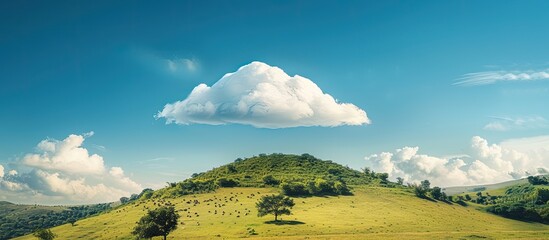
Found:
262,175 -> 280,185
216,178 -> 239,187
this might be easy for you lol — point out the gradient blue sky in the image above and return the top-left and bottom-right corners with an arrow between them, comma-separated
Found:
1,1 -> 549,203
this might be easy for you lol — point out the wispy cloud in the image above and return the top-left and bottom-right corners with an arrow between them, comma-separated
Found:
131,48 -> 199,78
483,116 -> 548,131
454,70 -> 549,86
167,58 -> 198,73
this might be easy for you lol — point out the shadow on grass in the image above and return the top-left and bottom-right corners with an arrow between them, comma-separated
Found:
264,220 -> 305,225
418,195 -> 437,202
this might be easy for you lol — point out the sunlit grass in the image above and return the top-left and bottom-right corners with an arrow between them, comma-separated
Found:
15,187 -> 549,239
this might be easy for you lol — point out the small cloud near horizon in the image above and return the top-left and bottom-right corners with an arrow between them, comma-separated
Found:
365,135 -> 549,187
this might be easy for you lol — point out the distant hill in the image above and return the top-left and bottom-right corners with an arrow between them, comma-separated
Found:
443,178 -> 530,196
0,201 -> 112,240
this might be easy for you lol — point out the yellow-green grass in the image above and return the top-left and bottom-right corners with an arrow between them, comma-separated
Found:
16,187 -> 549,240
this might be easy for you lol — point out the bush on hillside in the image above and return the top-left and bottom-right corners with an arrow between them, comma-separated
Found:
217,177 -> 239,187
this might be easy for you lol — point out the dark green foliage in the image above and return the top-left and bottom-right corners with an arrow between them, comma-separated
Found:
410,183 -> 428,198
396,177 -> 404,185
527,175 -> 549,185
420,180 -> 431,190
256,194 -> 295,221
431,187 -> 442,200
139,188 -> 154,200
120,197 -> 130,204
33,228 -> 56,240
281,182 -> 309,196
216,177 -> 239,187
281,179 -> 350,197
262,175 -> 280,185
376,173 -> 389,182
0,202 -> 111,239
132,206 -> 179,240
480,184 -> 549,223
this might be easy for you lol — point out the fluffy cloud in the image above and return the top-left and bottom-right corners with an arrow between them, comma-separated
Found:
0,133 -> 142,204
454,69 -> 549,86
365,136 -> 549,187
483,116 -> 548,131
157,61 -> 370,128
0,165 -> 4,178
23,134 -> 105,175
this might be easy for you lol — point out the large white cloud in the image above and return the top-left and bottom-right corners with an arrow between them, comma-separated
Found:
365,136 -> 549,187
157,61 -> 370,128
0,133 -> 142,204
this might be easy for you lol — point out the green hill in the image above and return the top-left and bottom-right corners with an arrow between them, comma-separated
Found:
0,201 -> 112,239
191,153 -> 375,186
12,154 -> 549,239
443,178 -> 530,196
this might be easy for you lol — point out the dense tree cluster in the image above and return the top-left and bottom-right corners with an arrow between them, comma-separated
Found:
527,175 -> 549,185
409,180 -> 448,201
280,178 -> 351,197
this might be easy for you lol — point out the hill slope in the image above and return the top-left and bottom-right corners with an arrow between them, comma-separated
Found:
14,187 -> 549,239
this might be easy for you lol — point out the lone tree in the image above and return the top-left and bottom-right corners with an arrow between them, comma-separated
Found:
33,229 -> 56,240
256,194 -> 295,221
132,206 -> 180,240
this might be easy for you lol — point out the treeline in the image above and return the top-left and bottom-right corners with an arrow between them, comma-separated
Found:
409,180 -> 457,203
0,203 -> 111,240
279,178 -> 351,196
151,179 -> 218,199
484,184 -> 549,223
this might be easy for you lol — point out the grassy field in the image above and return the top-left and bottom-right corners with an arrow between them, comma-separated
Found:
15,186 -> 549,240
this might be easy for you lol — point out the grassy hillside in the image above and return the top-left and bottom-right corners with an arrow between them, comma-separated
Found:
15,187 -> 549,240
0,201 -> 112,240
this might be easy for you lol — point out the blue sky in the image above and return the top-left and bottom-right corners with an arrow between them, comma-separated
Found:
1,1 -> 549,204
